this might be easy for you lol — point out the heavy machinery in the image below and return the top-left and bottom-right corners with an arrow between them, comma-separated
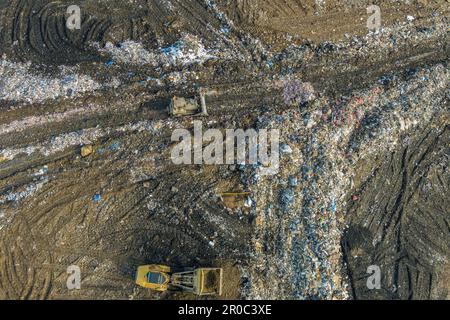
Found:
135,264 -> 223,296
220,192 -> 251,210
168,87 -> 217,117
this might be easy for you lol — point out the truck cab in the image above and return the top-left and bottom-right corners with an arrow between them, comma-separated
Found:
135,265 -> 171,291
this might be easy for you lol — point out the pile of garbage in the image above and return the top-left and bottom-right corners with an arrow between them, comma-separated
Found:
0,59 -> 102,104
240,62 -> 448,299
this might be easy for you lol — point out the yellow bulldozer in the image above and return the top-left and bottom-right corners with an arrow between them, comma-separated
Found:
135,264 -> 223,296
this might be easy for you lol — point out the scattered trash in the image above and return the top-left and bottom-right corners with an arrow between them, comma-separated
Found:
109,141 -> 121,151
244,197 -> 253,208
279,189 -> 295,213
143,182 -> 151,188
0,0 -> 447,302
282,80 -> 316,106
93,194 -> 102,202
220,192 -> 251,210
98,34 -> 218,69
288,176 -> 298,187
330,199 -> 337,213
81,144 -> 94,157
0,60 -> 102,103
33,166 -> 48,177
280,143 -> 293,154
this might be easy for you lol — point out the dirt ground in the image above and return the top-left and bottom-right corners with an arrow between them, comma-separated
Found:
0,0 -> 448,300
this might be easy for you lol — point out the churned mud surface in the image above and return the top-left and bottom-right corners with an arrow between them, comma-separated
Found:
0,0 -> 448,300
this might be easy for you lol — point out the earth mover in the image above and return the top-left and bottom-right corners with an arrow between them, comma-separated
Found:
168,88 -> 217,117
135,264 -> 223,296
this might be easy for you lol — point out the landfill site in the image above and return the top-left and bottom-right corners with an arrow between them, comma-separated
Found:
0,0 -> 448,300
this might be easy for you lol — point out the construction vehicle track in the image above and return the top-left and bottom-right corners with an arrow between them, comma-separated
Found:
0,0 -> 448,300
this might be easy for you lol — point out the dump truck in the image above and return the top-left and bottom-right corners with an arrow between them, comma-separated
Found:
135,264 -> 223,296
168,88 -> 217,117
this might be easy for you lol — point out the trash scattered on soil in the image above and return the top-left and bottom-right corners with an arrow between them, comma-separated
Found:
81,145 -> 94,158
0,0 -> 448,301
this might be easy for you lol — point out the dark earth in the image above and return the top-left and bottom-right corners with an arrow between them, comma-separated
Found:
0,0 -> 448,300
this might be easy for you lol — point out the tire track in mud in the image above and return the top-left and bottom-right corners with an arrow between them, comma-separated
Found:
225,0 -> 449,43
171,0 -> 219,39
1,0 -> 163,64
0,213 -> 54,299
1,33 -> 445,146
0,0 -> 230,64
0,0 -> 448,300
0,127 -> 251,298
343,124 -> 449,300
4,0 -> 107,63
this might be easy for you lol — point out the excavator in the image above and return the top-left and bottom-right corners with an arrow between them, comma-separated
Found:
135,264 -> 223,296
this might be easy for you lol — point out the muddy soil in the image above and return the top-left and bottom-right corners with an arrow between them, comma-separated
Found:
343,122 -> 449,299
0,0 -> 448,300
